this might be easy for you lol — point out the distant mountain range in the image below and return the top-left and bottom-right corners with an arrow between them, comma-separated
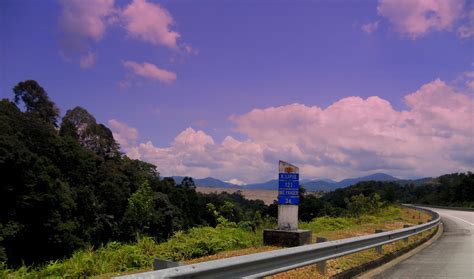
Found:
244,173 -> 399,191
172,176 -> 236,188
170,173 -> 431,191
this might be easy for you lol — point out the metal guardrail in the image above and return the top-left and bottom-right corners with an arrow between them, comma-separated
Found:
411,203 -> 474,212
118,205 -> 440,279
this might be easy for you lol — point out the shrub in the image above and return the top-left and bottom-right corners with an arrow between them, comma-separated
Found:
344,193 -> 383,217
301,216 -> 355,232
0,225 -> 261,277
157,226 -> 257,261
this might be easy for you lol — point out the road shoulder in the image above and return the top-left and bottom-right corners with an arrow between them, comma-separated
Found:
355,222 -> 444,279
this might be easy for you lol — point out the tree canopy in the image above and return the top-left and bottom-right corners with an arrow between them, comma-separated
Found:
0,81 -> 270,266
13,80 -> 59,127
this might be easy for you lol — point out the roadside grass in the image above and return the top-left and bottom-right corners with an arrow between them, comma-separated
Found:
179,206 -> 432,279
0,226 -> 260,278
0,205 -> 431,278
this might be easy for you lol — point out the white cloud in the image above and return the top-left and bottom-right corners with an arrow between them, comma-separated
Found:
362,21 -> 379,34
226,178 -> 247,186
377,0 -> 464,39
109,79 -> 474,183
59,0 -> 115,41
58,0 -> 115,67
79,51 -> 97,68
121,0 -> 180,49
58,0 -> 193,68
122,60 -> 177,84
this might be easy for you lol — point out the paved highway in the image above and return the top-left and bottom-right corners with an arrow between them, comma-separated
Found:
374,207 -> 474,279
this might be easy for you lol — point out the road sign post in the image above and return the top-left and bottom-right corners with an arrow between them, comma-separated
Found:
263,160 -> 311,247
277,161 -> 299,230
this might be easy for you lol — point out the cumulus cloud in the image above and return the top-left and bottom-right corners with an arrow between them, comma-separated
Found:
59,0 -> 115,41
377,0 -> 464,38
122,60 -> 177,84
58,0 -> 180,47
121,0 -> 180,49
58,0 -> 115,65
110,79 -> 474,183
58,0 -> 193,68
362,21 -> 379,34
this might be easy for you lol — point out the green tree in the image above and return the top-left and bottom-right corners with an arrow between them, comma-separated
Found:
344,194 -> 369,217
60,106 -> 97,139
60,106 -> 119,158
13,80 -> 59,127
2,80 -> 279,267
344,193 -> 382,217
181,177 -> 196,189
0,98 -> 80,265
123,181 -> 154,236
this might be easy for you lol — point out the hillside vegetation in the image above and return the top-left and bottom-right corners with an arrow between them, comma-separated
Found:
2,205 -> 429,278
0,80 -> 267,267
1,80 -> 472,276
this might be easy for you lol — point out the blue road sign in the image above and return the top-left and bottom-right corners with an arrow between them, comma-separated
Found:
278,172 -> 299,205
278,180 -> 299,189
279,173 -> 299,180
279,189 -> 299,196
278,196 -> 299,205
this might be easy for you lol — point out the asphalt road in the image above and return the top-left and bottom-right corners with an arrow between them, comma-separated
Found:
374,207 -> 474,279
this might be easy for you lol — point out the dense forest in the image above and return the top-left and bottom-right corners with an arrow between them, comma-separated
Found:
1,80 -> 472,268
0,80 -> 267,266
297,172 -> 474,222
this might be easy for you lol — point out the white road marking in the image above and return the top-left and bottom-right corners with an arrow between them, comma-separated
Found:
443,213 -> 474,226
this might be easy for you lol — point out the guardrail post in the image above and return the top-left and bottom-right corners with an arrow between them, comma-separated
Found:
316,237 -> 328,274
375,229 -> 385,254
153,258 -> 182,270
403,225 -> 411,244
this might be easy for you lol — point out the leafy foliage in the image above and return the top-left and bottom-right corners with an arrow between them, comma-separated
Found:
1,205 -> 409,278
0,80 -> 271,267
157,226 -> 259,261
13,80 -> 60,127
0,225 -> 260,278
344,193 -> 382,217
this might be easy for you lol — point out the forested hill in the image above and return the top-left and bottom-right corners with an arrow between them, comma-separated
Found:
0,80 -> 268,266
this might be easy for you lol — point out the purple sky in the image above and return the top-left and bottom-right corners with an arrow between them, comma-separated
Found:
1,0 -> 473,184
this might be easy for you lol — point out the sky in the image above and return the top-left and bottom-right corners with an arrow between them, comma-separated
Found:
1,0 -> 473,184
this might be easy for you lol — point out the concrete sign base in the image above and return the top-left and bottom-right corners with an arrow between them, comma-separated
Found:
278,204 -> 298,230
263,229 -> 312,247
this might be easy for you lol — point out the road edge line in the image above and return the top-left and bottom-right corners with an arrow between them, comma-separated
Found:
355,222 -> 444,279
